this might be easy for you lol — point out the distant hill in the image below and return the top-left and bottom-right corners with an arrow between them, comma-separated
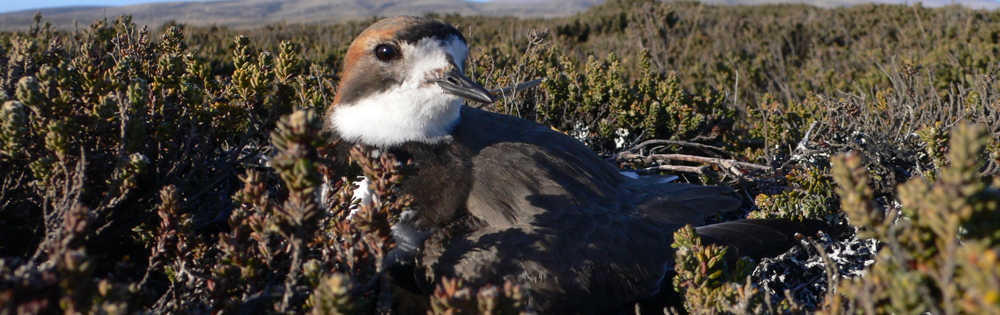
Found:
0,0 -> 603,31
703,0 -> 1000,9
1,0 -> 998,31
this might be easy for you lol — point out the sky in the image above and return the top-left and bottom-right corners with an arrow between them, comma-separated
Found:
1,0 -> 210,13
3,0 -> 999,13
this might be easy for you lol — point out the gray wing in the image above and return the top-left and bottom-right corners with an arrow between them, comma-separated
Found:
696,219 -> 851,261
420,141 -> 676,313
419,108 -> 741,313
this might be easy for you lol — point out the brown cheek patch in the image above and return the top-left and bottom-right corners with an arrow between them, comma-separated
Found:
332,92 -> 342,105
334,30 -> 397,106
342,46 -> 364,74
333,45 -> 364,106
343,26 -> 398,73
367,28 -> 398,40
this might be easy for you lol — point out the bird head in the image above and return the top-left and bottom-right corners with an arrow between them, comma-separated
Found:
326,16 -> 494,147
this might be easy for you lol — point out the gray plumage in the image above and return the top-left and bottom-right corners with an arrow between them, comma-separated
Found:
324,16 -> 840,315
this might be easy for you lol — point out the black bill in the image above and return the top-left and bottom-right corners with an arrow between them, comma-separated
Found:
437,68 -> 495,104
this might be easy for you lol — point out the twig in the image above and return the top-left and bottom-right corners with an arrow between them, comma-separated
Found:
643,164 -> 711,175
796,121 -> 819,152
814,242 -> 840,309
280,238 -> 304,312
617,152 -> 771,174
32,149 -> 88,263
628,139 -> 730,155
477,78 -> 545,110
488,78 -> 543,96
0,170 -> 29,209
150,286 -> 173,312
733,69 -> 740,109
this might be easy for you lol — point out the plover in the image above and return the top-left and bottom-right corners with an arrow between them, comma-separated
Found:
324,16 -> 838,314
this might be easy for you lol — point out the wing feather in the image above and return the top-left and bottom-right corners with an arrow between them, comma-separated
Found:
419,107 -> 741,313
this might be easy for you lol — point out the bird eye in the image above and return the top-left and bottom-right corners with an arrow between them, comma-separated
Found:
374,44 -> 399,61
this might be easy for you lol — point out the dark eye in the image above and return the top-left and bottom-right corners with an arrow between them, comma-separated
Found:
374,44 -> 399,61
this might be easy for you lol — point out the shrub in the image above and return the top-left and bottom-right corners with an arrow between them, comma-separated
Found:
3,2 -> 1000,314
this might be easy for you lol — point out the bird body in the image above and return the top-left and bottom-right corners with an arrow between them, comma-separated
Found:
325,16 -> 834,314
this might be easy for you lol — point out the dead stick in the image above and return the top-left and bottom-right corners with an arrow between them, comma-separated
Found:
618,152 -> 770,172
796,121 -> 819,152
629,139 -> 728,154
643,165 -> 710,174
489,78 -> 543,95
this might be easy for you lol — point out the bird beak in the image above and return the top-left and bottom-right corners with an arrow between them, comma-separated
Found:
437,68 -> 495,104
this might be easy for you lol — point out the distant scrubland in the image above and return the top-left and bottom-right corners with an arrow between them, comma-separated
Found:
1,0 -> 998,314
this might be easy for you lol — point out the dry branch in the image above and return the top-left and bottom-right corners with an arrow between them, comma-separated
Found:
489,78 -> 544,96
643,165 -> 711,175
628,139 -> 729,155
616,151 -> 770,175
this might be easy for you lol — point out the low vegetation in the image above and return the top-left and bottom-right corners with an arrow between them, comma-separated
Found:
1,0 -> 998,313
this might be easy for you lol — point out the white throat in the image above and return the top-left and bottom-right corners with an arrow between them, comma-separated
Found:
331,93 -> 462,147
331,36 -> 469,147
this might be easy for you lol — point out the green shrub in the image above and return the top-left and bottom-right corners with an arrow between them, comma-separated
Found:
824,124 -> 1000,315
2,2 -> 1000,314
